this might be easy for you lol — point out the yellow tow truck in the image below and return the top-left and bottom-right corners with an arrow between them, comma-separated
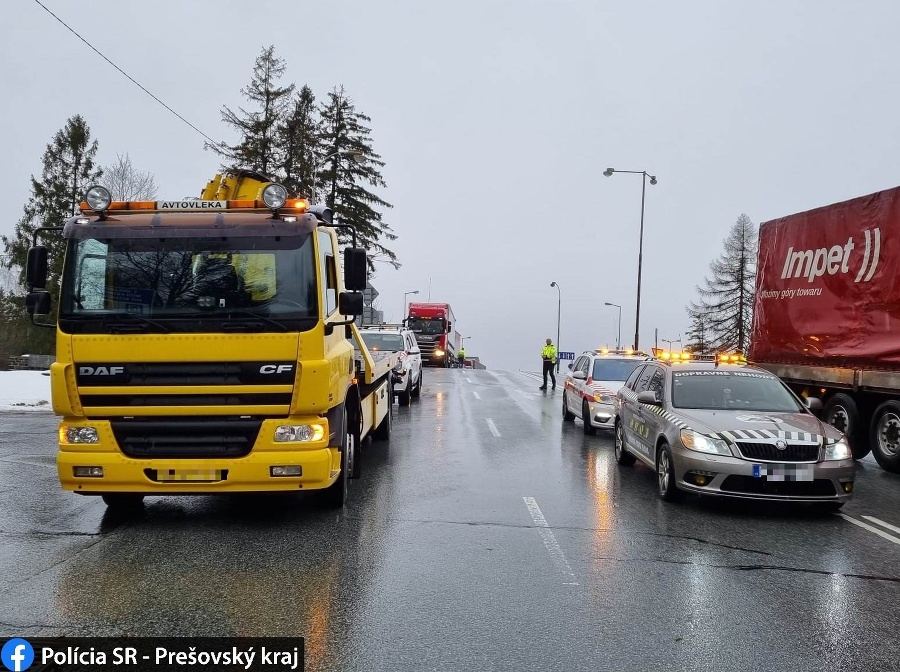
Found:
23,170 -> 398,508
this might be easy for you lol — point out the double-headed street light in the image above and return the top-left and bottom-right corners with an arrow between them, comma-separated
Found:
403,290 -> 419,323
603,168 -> 657,350
311,149 -> 364,204
604,302 -> 622,349
550,281 -> 561,373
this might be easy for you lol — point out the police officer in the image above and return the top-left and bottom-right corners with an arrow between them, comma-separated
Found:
539,338 -> 557,390
458,346 -> 466,368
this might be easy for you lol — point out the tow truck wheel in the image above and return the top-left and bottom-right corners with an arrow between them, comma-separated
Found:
323,431 -> 350,508
823,393 -> 870,459
562,393 -> 575,421
582,400 -> 597,436
101,494 -> 145,509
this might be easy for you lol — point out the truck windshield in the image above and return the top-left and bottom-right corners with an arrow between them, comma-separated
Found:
59,234 -> 318,333
671,371 -> 805,412
408,317 -> 445,335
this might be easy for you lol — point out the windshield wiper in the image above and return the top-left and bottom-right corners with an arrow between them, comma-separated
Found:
102,313 -> 173,333
218,310 -> 292,333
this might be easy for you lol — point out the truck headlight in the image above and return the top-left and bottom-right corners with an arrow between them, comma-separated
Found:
60,426 -> 100,444
825,438 -> 851,461
434,348 -> 445,357
681,430 -> 732,456
274,424 -> 325,443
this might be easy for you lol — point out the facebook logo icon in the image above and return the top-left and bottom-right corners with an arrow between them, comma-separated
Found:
1,639 -> 34,672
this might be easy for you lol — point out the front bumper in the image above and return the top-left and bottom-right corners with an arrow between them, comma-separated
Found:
586,401 -> 616,429
672,446 -> 855,502
56,417 -> 339,494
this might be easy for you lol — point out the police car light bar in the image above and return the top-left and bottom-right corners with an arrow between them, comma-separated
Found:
595,348 -> 649,357
78,198 -> 310,215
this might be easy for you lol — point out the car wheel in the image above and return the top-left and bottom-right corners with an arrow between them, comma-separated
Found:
615,421 -> 635,465
824,393 -> 870,459
582,400 -> 597,435
101,494 -> 145,509
656,442 -> 683,502
411,367 -> 422,399
398,378 -> 411,406
562,392 -> 575,421
870,400 -> 900,473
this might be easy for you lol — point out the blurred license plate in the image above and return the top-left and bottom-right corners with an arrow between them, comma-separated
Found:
156,469 -> 224,482
752,464 -> 814,481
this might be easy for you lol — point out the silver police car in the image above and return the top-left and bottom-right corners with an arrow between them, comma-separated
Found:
614,355 -> 856,508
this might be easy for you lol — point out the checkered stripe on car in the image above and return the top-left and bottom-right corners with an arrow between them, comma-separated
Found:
715,429 -> 819,443
619,388 -> 690,430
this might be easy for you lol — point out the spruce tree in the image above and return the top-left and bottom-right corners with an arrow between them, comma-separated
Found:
2,115 -> 102,293
319,86 -> 397,269
217,45 -> 294,176
688,214 -> 758,353
278,85 -> 321,198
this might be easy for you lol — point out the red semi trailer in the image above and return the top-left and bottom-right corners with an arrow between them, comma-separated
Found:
749,185 -> 900,472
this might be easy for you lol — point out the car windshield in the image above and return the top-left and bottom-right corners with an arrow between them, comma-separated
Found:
360,333 -> 405,351
408,317 -> 445,335
671,370 -> 805,412
59,234 -> 317,333
592,359 -> 645,381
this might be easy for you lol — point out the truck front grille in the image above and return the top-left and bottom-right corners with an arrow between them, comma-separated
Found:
110,417 -> 262,458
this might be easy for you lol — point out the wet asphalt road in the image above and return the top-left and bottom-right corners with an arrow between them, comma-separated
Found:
1,368 -> 899,672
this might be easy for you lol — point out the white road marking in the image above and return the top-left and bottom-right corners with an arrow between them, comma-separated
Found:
472,390 -> 481,400
522,497 -> 579,585
861,515 -> 900,536
486,418 -> 501,437
466,377 -> 472,383
839,514 -> 900,546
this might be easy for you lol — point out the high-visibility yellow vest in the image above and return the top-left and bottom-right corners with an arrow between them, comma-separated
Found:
541,345 -> 557,362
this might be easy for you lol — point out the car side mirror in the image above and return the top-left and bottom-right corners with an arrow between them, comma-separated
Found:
338,291 -> 364,316
26,246 -> 49,290
572,370 -> 586,380
637,390 -> 661,405
805,397 -> 823,412
343,247 -> 367,291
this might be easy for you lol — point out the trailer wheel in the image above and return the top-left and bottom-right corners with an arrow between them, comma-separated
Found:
870,401 -> 900,473
823,393 -> 870,459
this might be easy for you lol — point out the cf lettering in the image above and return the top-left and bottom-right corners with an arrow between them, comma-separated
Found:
260,365 -> 294,374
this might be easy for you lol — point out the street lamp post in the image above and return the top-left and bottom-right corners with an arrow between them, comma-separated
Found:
550,281 -> 561,373
603,168 -> 657,350
604,302 -> 622,349
311,149 -> 364,204
403,290 -> 419,324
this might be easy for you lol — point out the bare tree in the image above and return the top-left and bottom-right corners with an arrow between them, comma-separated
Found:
103,153 -> 158,200
0,256 -> 19,294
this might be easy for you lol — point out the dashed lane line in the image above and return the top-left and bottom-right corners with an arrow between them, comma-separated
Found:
472,391 -> 481,400
522,496 -> 579,586
486,418 -> 501,437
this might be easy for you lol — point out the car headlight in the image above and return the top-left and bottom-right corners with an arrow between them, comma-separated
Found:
825,437 -> 851,461
680,430 -> 732,456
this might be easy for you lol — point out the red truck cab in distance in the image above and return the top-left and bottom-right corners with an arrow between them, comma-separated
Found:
407,302 -> 459,367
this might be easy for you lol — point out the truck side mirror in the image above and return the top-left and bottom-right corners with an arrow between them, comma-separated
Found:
26,246 -> 49,290
338,291 -> 364,316
25,291 -> 51,316
447,322 -> 452,333
343,247 -> 367,291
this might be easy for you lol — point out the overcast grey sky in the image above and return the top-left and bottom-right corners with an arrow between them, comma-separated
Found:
3,1 -> 900,371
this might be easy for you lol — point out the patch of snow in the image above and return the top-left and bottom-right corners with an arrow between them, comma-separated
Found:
0,370 -> 53,412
